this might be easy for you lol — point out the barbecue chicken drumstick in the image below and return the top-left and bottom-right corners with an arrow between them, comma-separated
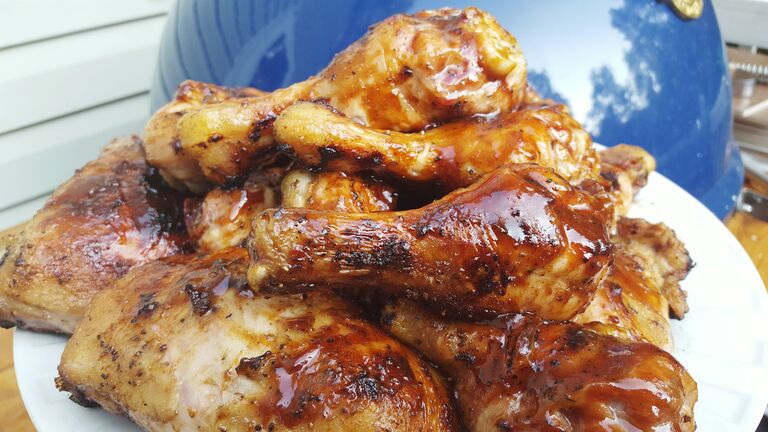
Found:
145,7 -> 527,188
57,249 -> 460,432
145,81 -> 266,192
248,164 -> 612,320
383,300 -> 697,432
273,101 -> 598,190
0,137 -> 188,334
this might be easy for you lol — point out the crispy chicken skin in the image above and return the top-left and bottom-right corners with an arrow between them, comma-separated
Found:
575,218 -> 692,350
597,144 -> 656,219
248,164 -> 612,320
612,217 -> 691,318
183,169 -> 283,253
185,169 -> 397,252
176,83 -> 316,186
281,170 -> 397,212
383,300 -> 697,432
0,137 -> 189,334
57,249 -> 460,432
144,81 -> 267,192
600,144 -> 656,191
145,7 -> 527,187
273,102 -> 598,190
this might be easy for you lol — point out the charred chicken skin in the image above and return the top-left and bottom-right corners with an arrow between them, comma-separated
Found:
248,164 -> 612,320
575,218 -> 692,351
383,300 -> 697,432
273,101 -> 598,190
57,249 -> 460,432
145,7 -> 527,187
610,217 -> 691,318
0,137 -> 189,334
596,144 -> 657,220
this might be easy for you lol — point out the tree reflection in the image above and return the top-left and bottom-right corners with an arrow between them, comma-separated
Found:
586,0 -> 728,178
584,0 -> 730,193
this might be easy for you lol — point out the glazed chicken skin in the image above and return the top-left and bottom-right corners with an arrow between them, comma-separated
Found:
383,300 -> 697,432
273,101 -> 598,190
145,7 -> 527,188
145,80 -> 266,192
57,249 -> 460,432
248,164 -> 612,320
575,218 -> 691,351
0,137 -> 188,334
185,169 -> 397,252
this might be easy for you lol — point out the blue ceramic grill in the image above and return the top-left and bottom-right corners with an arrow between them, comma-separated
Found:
150,0 -> 743,218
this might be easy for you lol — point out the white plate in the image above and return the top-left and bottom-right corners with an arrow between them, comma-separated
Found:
13,171 -> 768,432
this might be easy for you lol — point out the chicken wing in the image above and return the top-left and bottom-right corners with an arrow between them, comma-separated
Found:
57,249 -> 460,432
248,164 -> 612,320
145,7 -> 527,187
0,137 -> 189,333
185,169 -> 397,252
382,300 -> 697,432
145,81 -> 267,192
273,101 -> 598,190
574,218 -> 691,350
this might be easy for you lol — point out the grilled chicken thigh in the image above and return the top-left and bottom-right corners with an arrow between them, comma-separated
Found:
575,218 -> 691,350
0,137 -> 189,334
58,249 -> 459,432
383,300 -> 697,432
185,169 -> 396,252
145,7 -> 527,187
248,164 -> 612,320
145,81 -> 266,192
273,102 -> 598,190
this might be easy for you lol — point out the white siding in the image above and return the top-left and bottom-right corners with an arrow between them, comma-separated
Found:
0,1 -> 171,229
713,0 -> 768,48
0,0 -> 170,49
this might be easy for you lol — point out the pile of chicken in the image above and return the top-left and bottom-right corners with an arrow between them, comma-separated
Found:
0,7 -> 697,432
